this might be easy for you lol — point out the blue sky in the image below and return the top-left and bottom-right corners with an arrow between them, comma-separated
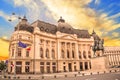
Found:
0,0 -> 120,46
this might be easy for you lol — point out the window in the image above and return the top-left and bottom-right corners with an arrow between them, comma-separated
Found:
26,50 -> 29,57
40,48 -> 43,58
25,62 -> 30,73
61,50 -> 64,58
28,37 -> 30,40
46,62 -> 50,65
88,51 -> 91,58
72,50 -> 74,58
12,49 -> 14,57
67,50 -> 70,58
18,48 -> 21,57
79,51 -> 81,59
46,49 -> 49,58
25,62 -> 30,65
83,51 -> 86,59
52,49 -> 55,59
40,62 -> 44,65
19,35 -> 22,39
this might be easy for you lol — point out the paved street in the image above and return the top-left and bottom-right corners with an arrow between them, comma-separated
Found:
44,72 -> 120,80
0,69 -> 120,80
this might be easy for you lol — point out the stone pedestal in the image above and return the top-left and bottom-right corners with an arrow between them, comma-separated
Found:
91,55 -> 108,71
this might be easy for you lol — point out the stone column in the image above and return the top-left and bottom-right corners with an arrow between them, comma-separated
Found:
22,61 -> 25,73
75,43 -> 79,59
82,62 -> 85,70
72,62 -> 74,71
88,62 -> 90,70
65,42 -> 67,59
50,62 -> 53,73
70,43 -> 72,59
49,41 -> 52,59
43,40 -> 46,59
44,62 -> 47,73
66,62 -> 68,72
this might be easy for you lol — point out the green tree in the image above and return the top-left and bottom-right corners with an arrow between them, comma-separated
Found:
0,61 -> 7,78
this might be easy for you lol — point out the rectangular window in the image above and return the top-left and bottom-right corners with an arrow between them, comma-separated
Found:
12,49 -> 14,57
26,50 -> 29,57
40,62 -> 44,65
46,62 -> 50,65
18,48 -> 21,57
25,62 -> 30,65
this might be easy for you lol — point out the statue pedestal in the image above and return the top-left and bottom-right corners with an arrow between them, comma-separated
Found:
91,55 -> 108,71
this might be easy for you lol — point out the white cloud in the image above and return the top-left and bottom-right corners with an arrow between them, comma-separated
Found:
95,0 -> 101,5
0,11 -> 10,21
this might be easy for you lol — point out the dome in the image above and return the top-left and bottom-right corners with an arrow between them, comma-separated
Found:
57,17 -> 72,28
58,22 -> 72,28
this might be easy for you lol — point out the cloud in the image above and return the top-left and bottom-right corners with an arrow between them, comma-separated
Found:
11,0 -> 44,22
95,0 -> 101,5
3,0 -> 120,46
112,32 -> 119,37
0,11 -> 10,21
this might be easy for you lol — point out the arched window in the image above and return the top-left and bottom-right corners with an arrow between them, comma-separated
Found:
40,48 -> 43,58
67,50 -> 70,58
46,49 -> 49,58
61,50 -> 64,58
83,51 -> 86,59
88,51 -> 91,58
72,50 -> 74,58
79,51 -> 81,59
52,49 -> 55,59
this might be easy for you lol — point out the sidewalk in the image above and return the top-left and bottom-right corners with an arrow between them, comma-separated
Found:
1,68 -> 120,80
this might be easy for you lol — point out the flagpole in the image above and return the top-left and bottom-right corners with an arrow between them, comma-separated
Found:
9,13 -> 21,79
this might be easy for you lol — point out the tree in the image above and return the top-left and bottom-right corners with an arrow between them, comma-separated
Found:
0,61 -> 7,78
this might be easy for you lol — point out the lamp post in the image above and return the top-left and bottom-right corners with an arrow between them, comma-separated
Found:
8,13 -> 21,79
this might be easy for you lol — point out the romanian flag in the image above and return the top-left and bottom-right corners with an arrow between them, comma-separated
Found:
26,47 -> 31,51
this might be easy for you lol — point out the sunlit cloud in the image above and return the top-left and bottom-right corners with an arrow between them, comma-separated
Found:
0,38 -> 9,57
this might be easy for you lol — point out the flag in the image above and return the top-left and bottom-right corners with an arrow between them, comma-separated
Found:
18,41 -> 27,48
26,47 -> 31,51
11,64 -> 14,67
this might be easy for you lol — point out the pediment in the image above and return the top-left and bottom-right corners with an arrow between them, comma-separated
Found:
60,34 -> 77,40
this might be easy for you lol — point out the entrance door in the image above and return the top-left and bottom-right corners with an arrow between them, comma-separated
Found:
68,63 -> 72,72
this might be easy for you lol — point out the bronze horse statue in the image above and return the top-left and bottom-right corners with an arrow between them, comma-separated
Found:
92,39 -> 104,57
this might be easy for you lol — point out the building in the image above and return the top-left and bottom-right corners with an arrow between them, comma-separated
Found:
104,46 -> 120,67
8,16 -> 106,74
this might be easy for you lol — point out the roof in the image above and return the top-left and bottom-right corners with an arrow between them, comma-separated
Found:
15,19 -> 91,38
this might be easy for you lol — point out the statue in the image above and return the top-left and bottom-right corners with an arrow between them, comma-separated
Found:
92,39 -> 104,57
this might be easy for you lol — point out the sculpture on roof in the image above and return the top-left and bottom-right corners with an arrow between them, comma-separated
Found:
92,30 -> 104,57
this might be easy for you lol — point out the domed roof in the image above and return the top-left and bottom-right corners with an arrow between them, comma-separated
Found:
57,17 -> 72,28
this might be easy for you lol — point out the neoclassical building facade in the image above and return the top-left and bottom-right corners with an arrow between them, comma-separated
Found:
8,17 -> 96,74
104,46 -> 120,67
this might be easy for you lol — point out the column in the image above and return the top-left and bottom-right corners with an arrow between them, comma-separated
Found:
65,42 -> 67,59
82,62 -> 85,70
50,62 -> 53,73
70,43 -> 72,59
43,40 -> 46,59
72,62 -> 74,71
44,62 -> 47,73
22,61 -> 25,73
35,61 -> 40,73
88,62 -> 90,70
75,43 -> 79,59
49,41 -> 52,59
